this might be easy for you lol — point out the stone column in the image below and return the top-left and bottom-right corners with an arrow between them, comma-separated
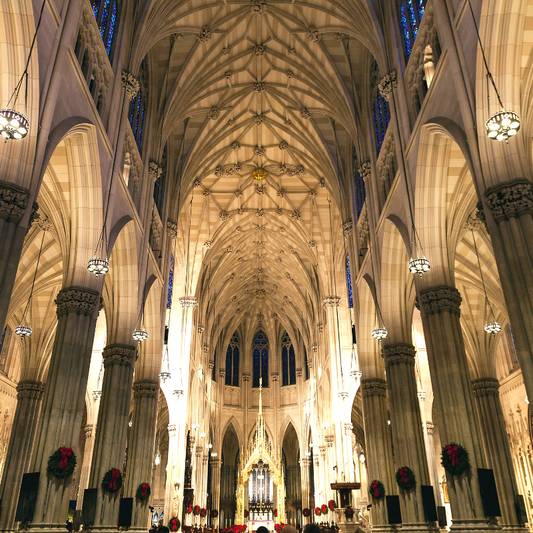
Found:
211,458 -> 221,523
0,380 -> 44,530
28,286 -> 99,532
418,286 -> 489,531
424,423 -> 442,507
313,453 -> 321,514
76,424 -> 95,509
87,343 -> 136,533
471,378 -> 527,533
300,457 -> 310,517
0,182 -> 36,334
164,424 -> 181,522
124,379 -> 159,530
361,379 -> 395,533
382,343 -> 433,532
484,181 -> 533,406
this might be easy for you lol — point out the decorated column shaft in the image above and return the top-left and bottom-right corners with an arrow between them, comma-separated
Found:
361,378 -> 395,533
383,343 -> 433,531
300,457 -> 310,517
76,424 -> 95,509
418,286 -> 488,529
0,380 -> 44,530
87,343 -> 136,532
124,379 -> 159,529
210,458 -> 221,523
28,286 -> 99,531
472,378 -> 526,532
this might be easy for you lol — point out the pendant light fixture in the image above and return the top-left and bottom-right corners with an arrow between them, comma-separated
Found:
15,228 -> 47,338
92,360 -> 104,401
408,229 -> 430,278
471,229 -> 501,335
159,346 -> 171,382
369,246 -> 387,341
466,0 -> 520,142
0,0 -> 47,140
133,251 -> 151,342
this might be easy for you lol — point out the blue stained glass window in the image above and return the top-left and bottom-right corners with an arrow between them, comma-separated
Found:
167,255 -> 174,309
398,0 -> 426,63
281,331 -> 296,386
129,61 -> 147,154
91,0 -> 119,59
253,331 -> 269,388
0,328 -> 5,358
371,59 -> 390,155
225,332 -> 240,387
346,255 -> 354,308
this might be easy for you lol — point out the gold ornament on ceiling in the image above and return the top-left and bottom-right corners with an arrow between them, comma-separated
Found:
252,168 -> 268,181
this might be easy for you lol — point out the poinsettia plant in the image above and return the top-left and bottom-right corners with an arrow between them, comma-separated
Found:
221,526 -> 247,533
47,447 -> 77,479
274,524 -> 286,533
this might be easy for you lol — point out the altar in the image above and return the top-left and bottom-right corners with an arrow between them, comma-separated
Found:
249,520 -> 274,532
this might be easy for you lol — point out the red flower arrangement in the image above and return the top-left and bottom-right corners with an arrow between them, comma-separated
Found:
303,508 -> 310,517
345,507 -> 354,519
47,446 -> 77,479
212,510 -> 218,518
221,526 -> 247,533
274,524 -> 286,533
193,505 -> 201,516
136,482 -> 151,501
369,480 -> 385,500
314,507 -> 321,516
396,466 -> 416,491
321,504 -> 328,514
441,442 -> 470,475
168,517 -> 181,531
187,504 -> 193,514
328,500 -> 336,511
201,508 -> 207,518
102,468 -> 122,493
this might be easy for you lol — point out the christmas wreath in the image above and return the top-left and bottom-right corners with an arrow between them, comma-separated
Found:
212,510 -> 218,518
201,508 -> 207,518
303,508 -> 310,517
328,500 -> 336,511
396,466 -> 416,491
441,442 -> 470,475
193,505 -> 201,516
314,507 -> 321,516
244,510 -> 249,518
47,447 -> 77,479
102,468 -> 122,493
321,504 -> 328,514
136,482 -> 151,501
345,507 -> 354,519
369,480 -> 385,500
168,517 -> 181,531
187,504 -> 193,514
274,509 -> 278,517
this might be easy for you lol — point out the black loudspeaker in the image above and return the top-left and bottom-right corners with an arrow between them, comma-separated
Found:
81,488 -> 98,526
386,495 -> 402,524
118,498 -> 133,528
351,325 -> 357,345
477,468 -> 501,517
15,472 -> 40,522
437,506 -> 447,528
421,485 -> 438,522
516,495 -> 528,524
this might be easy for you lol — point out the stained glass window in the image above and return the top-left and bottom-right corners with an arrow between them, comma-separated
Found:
90,0 -> 120,58
129,60 -> 147,154
398,0 -> 426,63
371,60 -> 390,155
346,255 -> 353,308
0,328 -> 5,358
225,332 -> 240,387
154,147 -> 167,218
167,255 -> 174,309
253,330 -> 269,388
281,331 -> 296,386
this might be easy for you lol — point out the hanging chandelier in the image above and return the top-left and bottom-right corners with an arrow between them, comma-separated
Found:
484,322 -> 502,335
132,327 -> 148,342
15,325 -> 32,338
159,345 -> 171,382
371,327 -> 388,341
87,225 -> 109,277
409,228 -> 430,278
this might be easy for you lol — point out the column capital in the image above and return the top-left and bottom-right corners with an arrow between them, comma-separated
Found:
102,343 -> 136,368
378,71 -> 397,101
211,458 -> 221,468
419,285 -> 462,316
16,380 -> 44,400
361,378 -> 387,397
383,343 -> 416,366
319,445 -> 326,457
84,424 -> 94,438
121,70 -> 140,100
300,457 -> 310,467
133,379 -> 159,399
322,296 -> 340,308
219,369 -> 226,379
55,286 -> 99,317
471,377 -> 500,397
271,372 -> 279,382
0,180 -> 30,224
149,161 -> 163,182
179,296 -> 198,308
342,220 -> 353,237
242,372 -> 251,382
296,368 -> 303,378
485,179 -> 533,221
325,435 -> 334,447
425,421 -> 434,435
358,161 -> 371,181
167,220 -> 178,238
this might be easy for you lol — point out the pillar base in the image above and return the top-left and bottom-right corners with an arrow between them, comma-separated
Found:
501,526 -> 529,533
449,518 -> 500,533
400,524 -> 440,533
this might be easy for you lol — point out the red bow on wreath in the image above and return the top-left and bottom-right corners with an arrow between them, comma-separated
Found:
141,483 -> 150,497
371,481 -> 379,498
171,519 -> 179,531
59,447 -> 73,470
445,444 -> 460,467
398,467 -> 409,484
188,504 -> 193,514
110,469 -> 121,491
